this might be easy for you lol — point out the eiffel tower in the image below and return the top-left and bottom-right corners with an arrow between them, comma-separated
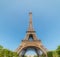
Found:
15,12 -> 47,57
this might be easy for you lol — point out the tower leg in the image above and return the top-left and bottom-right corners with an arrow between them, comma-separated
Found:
46,54 -> 48,57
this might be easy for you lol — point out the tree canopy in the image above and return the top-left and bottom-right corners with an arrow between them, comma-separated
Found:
56,45 -> 60,50
0,45 -> 19,57
0,45 -> 3,49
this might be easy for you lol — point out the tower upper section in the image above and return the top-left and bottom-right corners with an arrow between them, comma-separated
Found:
27,12 -> 35,33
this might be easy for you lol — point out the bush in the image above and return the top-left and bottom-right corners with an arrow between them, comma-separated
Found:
56,50 -> 60,57
0,45 -> 19,57
47,51 -> 53,57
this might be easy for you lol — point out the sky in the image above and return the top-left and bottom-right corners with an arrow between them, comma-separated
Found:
0,0 -> 60,55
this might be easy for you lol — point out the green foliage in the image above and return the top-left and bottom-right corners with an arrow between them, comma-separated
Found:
41,54 -> 45,57
0,45 -> 3,49
0,45 -> 19,57
34,55 -> 38,57
56,50 -> 60,55
56,45 -> 60,51
56,45 -> 60,57
13,52 -> 19,57
47,51 -> 53,57
56,50 -> 60,57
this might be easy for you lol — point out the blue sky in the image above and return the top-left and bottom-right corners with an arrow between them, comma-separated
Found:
0,0 -> 60,54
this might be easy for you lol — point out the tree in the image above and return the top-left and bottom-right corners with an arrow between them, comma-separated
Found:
47,51 -> 53,57
13,52 -> 19,57
0,45 -> 3,49
0,45 -> 19,57
56,45 -> 60,50
34,55 -> 38,57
